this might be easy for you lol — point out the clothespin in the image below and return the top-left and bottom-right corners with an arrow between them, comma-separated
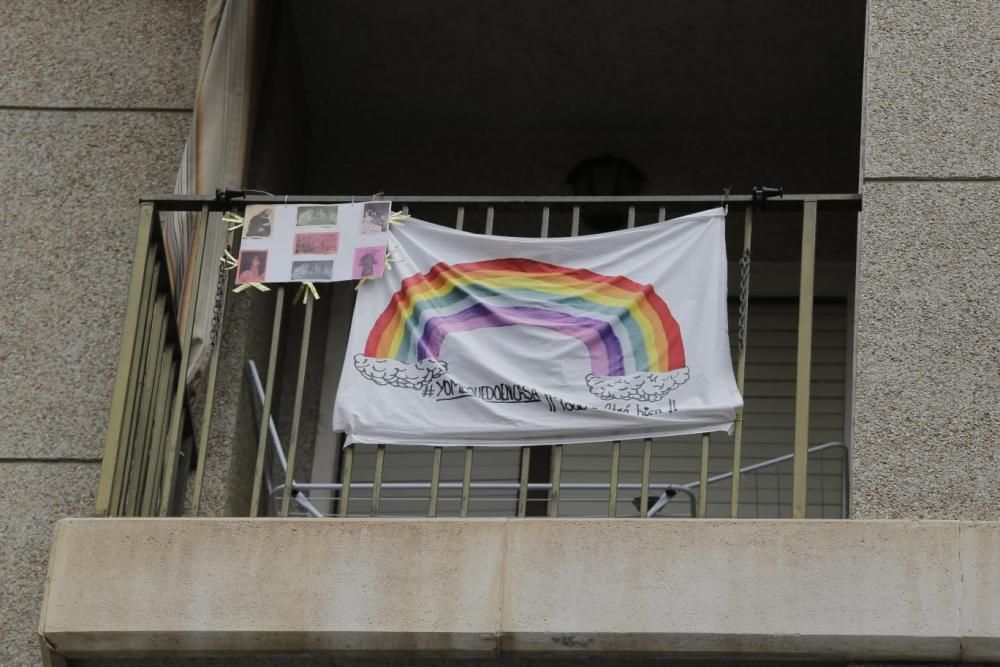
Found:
721,187 -> 731,215
389,210 -> 409,226
370,191 -> 385,200
293,281 -> 320,304
233,282 -> 270,293
221,249 -> 239,270
222,210 -> 245,231
354,276 -> 372,291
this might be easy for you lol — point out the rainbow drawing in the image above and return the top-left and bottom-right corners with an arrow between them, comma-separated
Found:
357,259 -> 690,401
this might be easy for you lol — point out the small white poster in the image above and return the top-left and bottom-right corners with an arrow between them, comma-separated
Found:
235,201 -> 391,284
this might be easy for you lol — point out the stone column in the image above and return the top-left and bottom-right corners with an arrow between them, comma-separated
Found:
852,0 -> 999,518
0,1 -> 202,663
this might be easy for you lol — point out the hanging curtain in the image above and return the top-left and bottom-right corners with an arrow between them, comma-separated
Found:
164,0 -> 260,387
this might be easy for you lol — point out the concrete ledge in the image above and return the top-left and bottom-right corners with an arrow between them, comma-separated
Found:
39,519 -> 999,662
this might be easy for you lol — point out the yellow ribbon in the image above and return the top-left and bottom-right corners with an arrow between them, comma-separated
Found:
293,281 -> 321,304
221,249 -> 239,270
222,211 -> 245,231
233,282 -> 270,294
384,243 -> 406,269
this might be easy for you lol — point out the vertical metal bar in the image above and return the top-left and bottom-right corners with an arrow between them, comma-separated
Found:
191,230 -> 235,515
280,292 -> 316,516
542,207 -> 575,519
249,286 -> 286,516
548,445 -> 562,517
754,467 -> 761,517
455,203 -> 494,518
792,201 -> 817,519
699,433 -> 711,517
608,440 -> 621,517
841,447 -> 849,518
138,342 -> 172,516
338,445 -> 354,517
459,447 -> 473,517
97,203 -> 155,516
112,253 -> 158,515
523,206 -> 550,519
144,351 -> 176,516
371,444 -> 386,516
730,206 -> 753,517
819,451 -> 827,518
124,292 -> 166,516
428,446 -> 442,517
658,206 -> 666,222
627,206 -> 636,229
639,438 -> 652,516
455,206 -> 465,231
129,301 -> 169,516
484,206 -> 494,235
159,204 -> 210,516
777,462 -> 784,518
517,447 -> 530,517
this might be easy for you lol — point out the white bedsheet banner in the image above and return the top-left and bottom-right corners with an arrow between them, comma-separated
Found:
333,207 -> 742,447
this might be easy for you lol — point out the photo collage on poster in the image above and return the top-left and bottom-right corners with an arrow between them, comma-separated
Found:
236,201 -> 391,285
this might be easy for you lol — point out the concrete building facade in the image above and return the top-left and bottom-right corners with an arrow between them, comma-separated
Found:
852,0 -> 999,520
0,2 -> 204,663
0,1 -> 996,665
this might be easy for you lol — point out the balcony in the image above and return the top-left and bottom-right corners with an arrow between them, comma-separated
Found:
93,193 -> 862,521
39,193 -> 1000,663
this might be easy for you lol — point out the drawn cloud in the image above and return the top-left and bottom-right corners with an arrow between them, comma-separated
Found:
354,355 -> 448,390
585,367 -> 690,402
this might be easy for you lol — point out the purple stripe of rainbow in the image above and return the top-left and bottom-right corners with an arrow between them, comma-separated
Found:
416,304 -> 625,376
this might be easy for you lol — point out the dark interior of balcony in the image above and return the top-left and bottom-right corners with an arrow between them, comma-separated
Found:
200,0 -> 869,519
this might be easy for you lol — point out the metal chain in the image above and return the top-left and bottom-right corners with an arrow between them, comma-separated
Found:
737,247 -> 751,353
209,249 -> 228,351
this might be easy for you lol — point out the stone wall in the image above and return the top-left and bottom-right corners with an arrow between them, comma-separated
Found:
852,0 -> 1000,518
0,1 -> 203,664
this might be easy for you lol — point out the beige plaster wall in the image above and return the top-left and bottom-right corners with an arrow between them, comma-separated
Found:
852,0 -> 1000,518
0,2 -> 203,664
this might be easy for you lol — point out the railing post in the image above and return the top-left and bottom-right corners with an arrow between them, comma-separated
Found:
124,292 -> 167,516
607,440 -> 620,517
140,344 -> 175,516
639,438 -> 652,516
548,445 -> 563,518
191,228 -> 235,515
371,444 -> 386,516
96,203 -> 155,516
730,206 -> 753,517
249,286 -> 286,516
516,447 -> 530,517
698,433 -> 710,518
280,290 -> 316,517
792,200 -> 817,518
159,204 -> 210,516
459,447 -> 473,517
428,446 -> 442,517
111,253 -> 158,515
338,445 -> 354,517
